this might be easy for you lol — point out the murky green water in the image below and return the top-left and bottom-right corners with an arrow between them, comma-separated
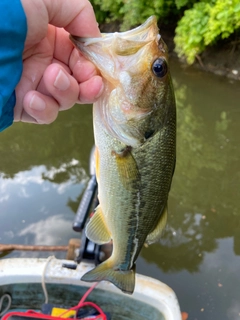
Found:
0,59 -> 240,320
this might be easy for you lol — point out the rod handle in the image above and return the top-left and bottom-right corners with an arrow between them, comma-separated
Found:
72,175 -> 97,232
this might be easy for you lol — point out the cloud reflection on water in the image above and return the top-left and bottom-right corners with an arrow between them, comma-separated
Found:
18,214 -> 74,245
0,159 -> 87,250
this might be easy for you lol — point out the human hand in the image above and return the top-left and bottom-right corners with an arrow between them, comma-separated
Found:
14,0 -> 103,124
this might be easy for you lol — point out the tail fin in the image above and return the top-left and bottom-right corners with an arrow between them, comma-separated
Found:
81,259 -> 135,294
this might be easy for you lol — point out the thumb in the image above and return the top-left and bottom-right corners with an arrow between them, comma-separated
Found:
43,0 -> 101,37
21,0 -> 100,48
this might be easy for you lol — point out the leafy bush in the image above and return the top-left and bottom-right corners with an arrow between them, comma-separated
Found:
90,0 -> 123,25
174,0 -> 240,64
90,0 -> 178,30
174,2 -> 211,64
205,0 -> 240,45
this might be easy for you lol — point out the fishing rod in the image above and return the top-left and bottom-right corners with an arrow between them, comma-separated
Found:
72,146 -> 98,232
72,146 -> 105,265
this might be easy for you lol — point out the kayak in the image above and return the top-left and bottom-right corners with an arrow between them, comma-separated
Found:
0,147 -> 182,320
0,257 -> 181,320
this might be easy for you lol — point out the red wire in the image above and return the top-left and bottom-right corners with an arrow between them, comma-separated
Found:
76,302 -> 106,320
77,282 -> 99,306
58,283 -> 107,320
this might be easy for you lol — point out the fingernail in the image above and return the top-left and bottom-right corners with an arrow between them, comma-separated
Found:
95,82 -> 104,99
30,95 -> 46,111
54,69 -> 70,91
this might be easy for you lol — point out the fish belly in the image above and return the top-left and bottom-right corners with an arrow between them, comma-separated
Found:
81,103 -> 175,294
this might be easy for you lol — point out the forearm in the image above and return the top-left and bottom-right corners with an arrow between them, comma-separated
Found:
0,0 -> 27,131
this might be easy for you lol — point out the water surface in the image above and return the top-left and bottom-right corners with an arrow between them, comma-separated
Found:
0,59 -> 240,320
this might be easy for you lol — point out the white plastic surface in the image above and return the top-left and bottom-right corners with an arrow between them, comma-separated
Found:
0,257 -> 181,319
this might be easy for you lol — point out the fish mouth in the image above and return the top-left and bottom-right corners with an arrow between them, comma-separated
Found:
70,15 -> 158,42
70,16 -> 163,148
70,15 -> 160,57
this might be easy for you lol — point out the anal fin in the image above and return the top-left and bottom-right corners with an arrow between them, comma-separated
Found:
86,205 -> 111,244
145,205 -> 168,245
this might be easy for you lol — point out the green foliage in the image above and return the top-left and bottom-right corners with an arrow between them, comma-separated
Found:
174,2 -> 211,64
205,0 -> 240,45
175,0 -> 195,9
117,0 -> 156,30
90,0 -> 123,24
90,0 -> 178,30
174,0 -> 240,64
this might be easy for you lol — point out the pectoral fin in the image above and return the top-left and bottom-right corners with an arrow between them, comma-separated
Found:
112,146 -> 140,190
85,205 -> 111,244
145,205 -> 168,245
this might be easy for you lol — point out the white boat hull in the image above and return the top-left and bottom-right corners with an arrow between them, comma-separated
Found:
0,257 -> 181,320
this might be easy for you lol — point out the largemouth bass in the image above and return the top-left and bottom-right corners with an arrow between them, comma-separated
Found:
70,16 -> 176,294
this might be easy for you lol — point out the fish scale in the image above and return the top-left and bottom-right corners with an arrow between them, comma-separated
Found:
70,16 -> 176,294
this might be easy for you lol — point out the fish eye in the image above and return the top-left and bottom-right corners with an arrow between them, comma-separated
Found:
152,58 -> 168,78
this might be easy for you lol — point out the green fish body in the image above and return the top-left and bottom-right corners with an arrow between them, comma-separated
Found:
71,16 -> 176,294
